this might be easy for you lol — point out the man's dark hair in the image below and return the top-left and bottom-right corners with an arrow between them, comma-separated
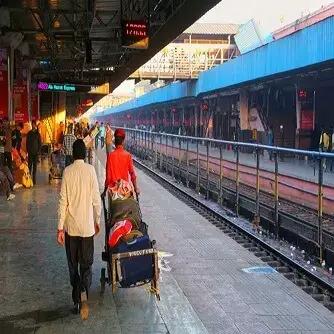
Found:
114,136 -> 124,146
72,139 -> 86,160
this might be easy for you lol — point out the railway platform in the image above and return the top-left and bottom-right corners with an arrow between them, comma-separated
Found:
1,156 -> 334,333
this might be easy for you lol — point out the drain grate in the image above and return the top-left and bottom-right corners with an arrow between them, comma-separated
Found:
242,266 -> 277,274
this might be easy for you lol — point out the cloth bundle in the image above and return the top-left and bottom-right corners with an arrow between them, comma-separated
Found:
108,179 -> 136,201
11,148 -> 33,188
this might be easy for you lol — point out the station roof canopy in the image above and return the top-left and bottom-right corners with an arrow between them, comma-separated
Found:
184,22 -> 240,35
0,0 -> 220,89
95,15 -> 334,117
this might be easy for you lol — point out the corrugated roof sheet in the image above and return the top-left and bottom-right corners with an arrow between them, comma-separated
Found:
184,22 -> 240,35
196,16 -> 334,95
96,16 -> 334,117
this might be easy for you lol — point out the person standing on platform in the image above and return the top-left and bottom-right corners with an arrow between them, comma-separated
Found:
103,128 -> 139,195
0,152 -> 17,201
1,118 -> 13,173
267,125 -> 274,161
94,122 -> 100,150
105,123 -> 114,154
319,127 -> 329,152
319,127 -> 329,171
63,126 -> 76,167
27,121 -> 41,185
99,123 -> 105,149
12,122 -> 22,153
330,126 -> 334,172
57,139 -> 101,320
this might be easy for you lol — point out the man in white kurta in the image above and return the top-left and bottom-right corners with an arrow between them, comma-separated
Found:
57,139 -> 101,320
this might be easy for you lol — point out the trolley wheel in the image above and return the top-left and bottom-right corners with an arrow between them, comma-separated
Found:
48,175 -> 51,184
100,268 -> 106,294
156,293 -> 161,301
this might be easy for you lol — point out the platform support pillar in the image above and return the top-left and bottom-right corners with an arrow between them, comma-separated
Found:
196,140 -> 200,193
171,136 -> 175,179
154,133 -> 158,168
235,144 -> 240,217
186,139 -> 189,187
145,131 -> 147,158
253,148 -> 261,231
219,144 -> 224,206
274,151 -> 280,238
194,105 -> 198,137
159,134 -> 163,170
178,136 -> 182,181
239,89 -> 249,130
165,134 -> 168,173
206,140 -> 210,199
318,157 -> 324,262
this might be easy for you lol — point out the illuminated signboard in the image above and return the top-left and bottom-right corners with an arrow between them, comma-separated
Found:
37,82 -> 109,95
122,20 -> 149,49
38,82 -> 76,92
298,89 -> 307,99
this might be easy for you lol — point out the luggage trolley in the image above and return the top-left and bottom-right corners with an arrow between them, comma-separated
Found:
100,194 -> 160,300
48,147 -> 66,183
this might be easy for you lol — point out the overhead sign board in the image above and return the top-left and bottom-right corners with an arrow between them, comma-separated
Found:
122,20 -> 149,49
38,82 -> 76,92
37,82 -> 108,95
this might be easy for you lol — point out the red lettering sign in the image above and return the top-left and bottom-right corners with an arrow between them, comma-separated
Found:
31,88 -> 39,121
13,79 -> 29,123
0,49 -> 8,119
300,110 -> 314,130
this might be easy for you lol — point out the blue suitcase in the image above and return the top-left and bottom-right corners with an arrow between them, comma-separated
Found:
113,235 -> 154,287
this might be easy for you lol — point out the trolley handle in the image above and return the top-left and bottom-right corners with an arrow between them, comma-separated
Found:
101,191 -> 108,221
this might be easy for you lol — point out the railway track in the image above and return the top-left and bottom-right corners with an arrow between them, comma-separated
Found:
133,144 -> 334,254
133,157 -> 334,313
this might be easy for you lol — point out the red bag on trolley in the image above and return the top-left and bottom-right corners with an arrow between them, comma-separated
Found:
108,219 -> 132,248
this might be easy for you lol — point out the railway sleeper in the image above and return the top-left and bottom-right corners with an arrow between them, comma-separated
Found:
259,255 -> 274,262
302,286 -> 318,294
266,260 -> 282,268
239,242 -> 254,248
254,251 -> 268,257
248,246 -> 261,252
295,278 -> 309,287
283,272 -> 296,280
276,266 -> 292,274
311,293 -> 327,302
324,301 -> 334,311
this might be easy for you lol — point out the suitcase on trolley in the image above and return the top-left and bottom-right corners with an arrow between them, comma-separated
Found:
101,193 -> 160,300
113,234 -> 154,288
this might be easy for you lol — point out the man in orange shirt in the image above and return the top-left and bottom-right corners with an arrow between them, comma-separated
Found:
104,128 -> 139,195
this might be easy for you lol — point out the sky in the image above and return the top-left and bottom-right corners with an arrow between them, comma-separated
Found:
199,0 -> 333,36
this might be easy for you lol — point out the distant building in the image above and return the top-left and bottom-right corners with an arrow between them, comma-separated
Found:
131,22 -> 240,80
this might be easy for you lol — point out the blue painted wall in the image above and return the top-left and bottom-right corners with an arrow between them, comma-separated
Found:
99,80 -> 196,116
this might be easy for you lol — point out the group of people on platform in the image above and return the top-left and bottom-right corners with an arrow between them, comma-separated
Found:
0,118 -> 41,201
56,126 -> 139,320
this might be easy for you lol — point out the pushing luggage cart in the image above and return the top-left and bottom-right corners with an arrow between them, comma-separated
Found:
48,145 -> 66,183
100,191 -> 160,300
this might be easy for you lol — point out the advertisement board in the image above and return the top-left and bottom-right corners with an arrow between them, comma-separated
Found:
13,79 -> 29,123
0,49 -> 8,119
